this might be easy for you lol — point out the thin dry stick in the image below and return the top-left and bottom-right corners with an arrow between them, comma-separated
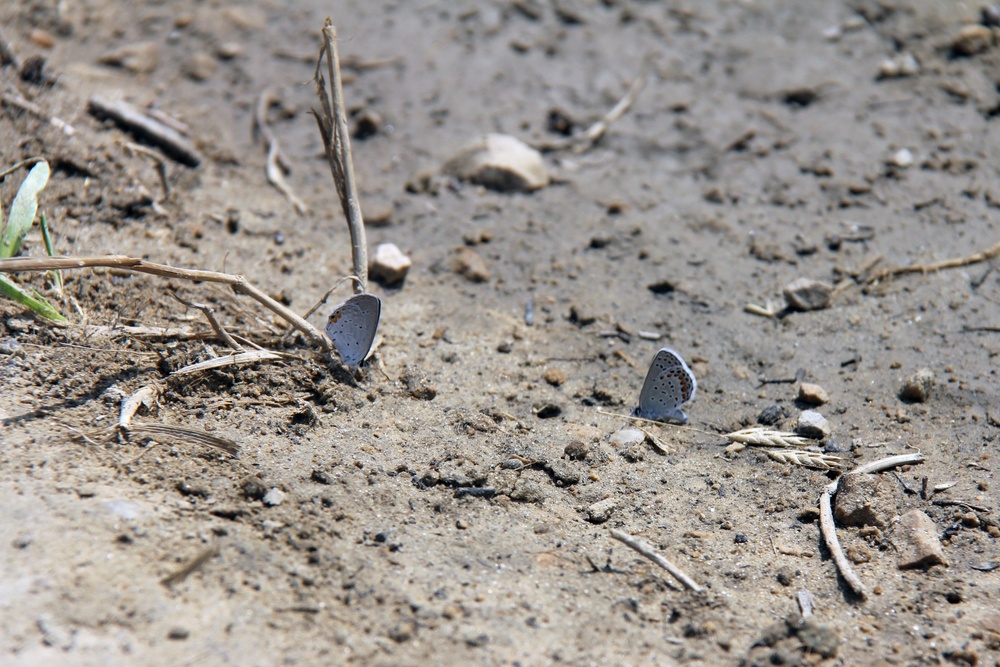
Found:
88,95 -> 203,167
532,59 -> 649,154
1,91 -> 76,136
254,89 -> 308,215
161,544 -> 221,587
171,349 -> 282,376
0,255 -> 332,351
819,488 -> 867,599
170,292 -> 244,351
819,452 -> 926,601
609,529 -> 704,593
864,241 -> 1000,284
122,141 -> 171,201
316,20 -> 368,293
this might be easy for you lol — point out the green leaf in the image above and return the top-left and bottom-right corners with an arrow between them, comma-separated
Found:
0,160 -> 51,258
0,273 -> 67,322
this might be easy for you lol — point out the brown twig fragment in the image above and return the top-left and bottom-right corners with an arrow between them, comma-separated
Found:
254,89 -> 308,216
88,95 -> 202,167
170,292 -> 243,351
610,529 -> 704,593
0,255 -> 331,351
315,20 -> 368,293
819,452 -> 926,601
161,544 -> 221,587
864,241 -> 1000,284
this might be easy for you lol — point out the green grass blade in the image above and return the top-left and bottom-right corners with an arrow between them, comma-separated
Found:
0,160 -> 51,258
39,212 -> 63,292
0,273 -> 68,322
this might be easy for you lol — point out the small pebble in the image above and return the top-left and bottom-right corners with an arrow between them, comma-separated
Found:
564,440 -> 590,460
216,42 -> 242,59
795,410 -> 831,440
543,368 -> 567,386
835,474 -> 894,528
877,52 -> 919,79
586,497 -> 617,524
369,243 -> 411,285
797,383 -> 829,406
899,368 -> 935,403
757,405 -> 783,426
389,620 -> 416,643
896,509 -> 947,569
783,278 -> 833,312
887,148 -> 914,168
950,24 -> 994,56
99,41 -> 160,74
167,626 -> 190,640
452,247 -> 490,283
183,52 -> 217,81
262,488 -> 286,507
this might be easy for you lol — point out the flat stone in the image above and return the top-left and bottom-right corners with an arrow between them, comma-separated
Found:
896,509 -> 947,569
797,382 -> 829,405
370,242 -> 412,285
441,133 -> 549,192
795,410 -> 831,440
608,427 -> 645,448
834,473 -> 896,529
899,368 -> 935,403
950,24 -> 994,56
783,278 -> 833,311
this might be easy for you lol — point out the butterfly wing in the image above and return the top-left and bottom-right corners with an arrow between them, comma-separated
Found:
325,293 -> 381,367
635,347 -> 697,423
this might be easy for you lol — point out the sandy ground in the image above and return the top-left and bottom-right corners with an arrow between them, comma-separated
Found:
1,1 -> 999,665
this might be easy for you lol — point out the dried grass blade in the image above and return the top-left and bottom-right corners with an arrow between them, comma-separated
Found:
171,349 -> 282,376
130,421 -> 238,456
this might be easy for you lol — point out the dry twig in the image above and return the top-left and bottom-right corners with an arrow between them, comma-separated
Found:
161,544 -> 221,586
122,141 -> 171,202
254,89 -> 308,216
88,95 -> 202,167
819,452 -> 926,601
864,241 -> 1000,285
171,350 -> 282,376
610,529 -> 704,593
170,292 -> 243,351
1,89 -> 76,136
532,59 -> 649,154
0,255 -> 331,351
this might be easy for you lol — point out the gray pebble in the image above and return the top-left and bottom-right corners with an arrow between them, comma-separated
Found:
795,410 -> 831,440
783,278 -> 833,311
586,497 -> 617,524
262,488 -> 286,507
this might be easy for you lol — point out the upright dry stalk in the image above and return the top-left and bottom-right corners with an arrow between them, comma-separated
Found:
315,19 -> 368,293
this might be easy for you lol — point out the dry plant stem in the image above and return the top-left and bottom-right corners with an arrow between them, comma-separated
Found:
123,142 -> 171,200
130,422 -> 238,456
318,20 -> 368,292
161,544 -> 221,587
1,91 -> 75,136
171,350 -> 282,376
170,292 -> 243,351
865,241 -> 1000,284
819,488 -> 867,600
88,95 -> 203,167
609,529 -> 704,593
533,60 -> 648,153
0,255 -> 332,351
825,452 -> 926,494
254,89 -> 308,215
0,156 -> 48,181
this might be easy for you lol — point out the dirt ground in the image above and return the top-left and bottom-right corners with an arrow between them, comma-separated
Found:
1,1 -> 999,665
